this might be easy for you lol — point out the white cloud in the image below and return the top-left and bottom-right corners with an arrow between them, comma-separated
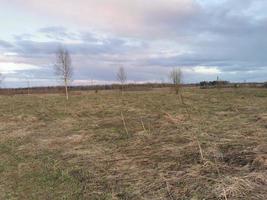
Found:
3,52 -> 18,56
183,66 -> 221,75
73,79 -> 114,86
193,66 -> 221,74
0,62 -> 40,74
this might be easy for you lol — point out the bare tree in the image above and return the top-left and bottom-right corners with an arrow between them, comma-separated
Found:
116,66 -> 127,91
54,47 -> 73,100
169,68 -> 182,95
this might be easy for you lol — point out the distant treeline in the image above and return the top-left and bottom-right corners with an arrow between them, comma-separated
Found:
200,80 -> 230,88
200,80 -> 229,86
0,82 -> 266,95
200,81 -> 266,89
0,83 -> 175,95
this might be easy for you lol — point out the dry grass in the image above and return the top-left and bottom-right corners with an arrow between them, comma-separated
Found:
0,87 -> 266,199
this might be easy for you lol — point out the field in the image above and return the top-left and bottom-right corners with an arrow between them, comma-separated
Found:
0,87 -> 266,200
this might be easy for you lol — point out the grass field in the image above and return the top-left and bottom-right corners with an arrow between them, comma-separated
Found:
0,87 -> 266,199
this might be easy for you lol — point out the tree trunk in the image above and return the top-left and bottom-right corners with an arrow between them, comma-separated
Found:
122,84 -> 124,92
175,85 -> 179,95
64,79 -> 69,100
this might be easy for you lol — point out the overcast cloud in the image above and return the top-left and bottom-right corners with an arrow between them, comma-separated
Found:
0,0 -> 266,87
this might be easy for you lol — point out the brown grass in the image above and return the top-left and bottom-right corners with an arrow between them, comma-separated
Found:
0,87 -> 266,199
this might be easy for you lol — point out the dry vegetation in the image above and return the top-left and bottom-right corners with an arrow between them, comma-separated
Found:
0,87 -> 266,199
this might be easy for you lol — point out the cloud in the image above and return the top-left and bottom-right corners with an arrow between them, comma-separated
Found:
3,52 -> 19,57
186,66 -> 221,75
8,0 -> 266,39
0,40 -> 13,49
11,37 -> 144,58
0,62 -> 40,74
7,0 -> 199,37
38,26 -> 79,41
0,0 -> 267,87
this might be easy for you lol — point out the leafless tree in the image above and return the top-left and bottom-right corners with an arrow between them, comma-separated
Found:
116,66 -> 129,136
116,66 -> 127,91
54,47 -> 73,100
169,68 -> 182,95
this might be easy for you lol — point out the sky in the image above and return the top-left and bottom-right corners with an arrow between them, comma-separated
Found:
0,0 -> 266,88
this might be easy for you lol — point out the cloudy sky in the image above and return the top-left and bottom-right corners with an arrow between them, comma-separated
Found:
0,0 -> 266,87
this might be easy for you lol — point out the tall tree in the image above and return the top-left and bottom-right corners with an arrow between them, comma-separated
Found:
54,47 -> 73,100
116,66 -> 127,91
